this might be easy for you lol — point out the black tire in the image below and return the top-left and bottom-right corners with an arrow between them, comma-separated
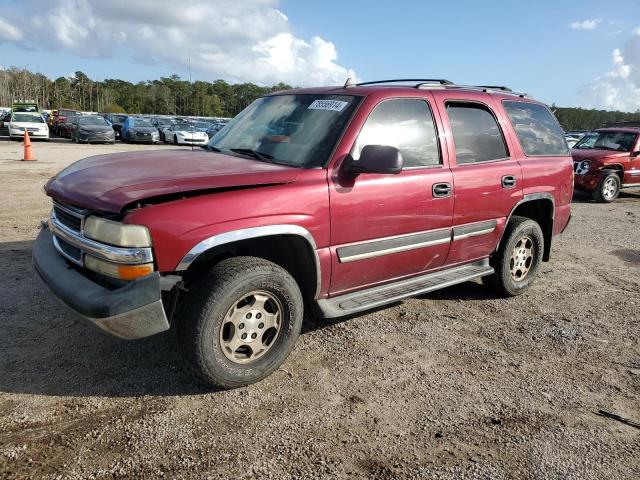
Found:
173,135 -> 178,145
592,173 -> 620,203
177,256 -> 304,389
487,216 -> 544,297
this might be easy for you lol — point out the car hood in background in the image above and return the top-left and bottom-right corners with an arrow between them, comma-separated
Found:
45,150 -> 301,212
78,125 -> 113,133
9,121 -> 47,129
128,127 -> 157,133
570,149 -> 630,162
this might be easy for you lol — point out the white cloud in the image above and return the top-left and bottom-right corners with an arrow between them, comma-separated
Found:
0,0 -> 356,86
581,30 -> 640,111
569,19 -> 601,30
0,17 -> 23,41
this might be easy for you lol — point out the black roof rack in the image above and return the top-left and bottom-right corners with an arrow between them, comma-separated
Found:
342,78 -> 530,98
352,79 -> 454,87
476,85 -> 513,92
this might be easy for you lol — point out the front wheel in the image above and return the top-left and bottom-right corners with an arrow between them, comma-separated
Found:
487,216 -> 544,297
173,135 -> 178,145
177,257 -> 304,389
592,173 -> 620,203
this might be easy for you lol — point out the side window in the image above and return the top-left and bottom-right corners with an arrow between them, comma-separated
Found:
446,102 -> 508,164
503,101 -> 569,156
352,98 -> 441,168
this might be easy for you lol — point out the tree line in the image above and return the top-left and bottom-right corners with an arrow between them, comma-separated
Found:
0,67 -> 291,118
551,105 -> 640,131
2,66 -> 640,128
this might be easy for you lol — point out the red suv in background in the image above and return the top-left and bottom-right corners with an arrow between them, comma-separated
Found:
53,108 -> 80,137
572,126 -> 640,202
34,79 -> 573,388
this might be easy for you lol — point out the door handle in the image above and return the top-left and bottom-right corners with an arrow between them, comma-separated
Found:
502,175 -> 517,189
432,182 -> 452,198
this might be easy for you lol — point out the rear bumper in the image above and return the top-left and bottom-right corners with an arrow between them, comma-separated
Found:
33,227 -> 169,340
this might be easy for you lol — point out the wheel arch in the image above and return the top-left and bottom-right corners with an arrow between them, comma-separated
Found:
499,193 -> 554,262
600,164 -> 624,182
176,226 -> 321,301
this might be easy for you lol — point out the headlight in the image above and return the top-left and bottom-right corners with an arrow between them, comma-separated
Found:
576,160 -> 591,175
85,254 -> 154,280
84,216 -> 152,247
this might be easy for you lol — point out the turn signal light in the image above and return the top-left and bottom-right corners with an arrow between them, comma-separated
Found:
85,255 -> 154,280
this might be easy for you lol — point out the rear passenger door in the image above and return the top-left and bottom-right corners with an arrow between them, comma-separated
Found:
432,91 -> 523,265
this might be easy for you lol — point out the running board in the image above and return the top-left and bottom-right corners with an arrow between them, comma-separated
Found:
316,259 -> 494,318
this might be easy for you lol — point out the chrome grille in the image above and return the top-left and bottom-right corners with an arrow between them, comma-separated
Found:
52,201 -> 85,233
52,236 -> 82,265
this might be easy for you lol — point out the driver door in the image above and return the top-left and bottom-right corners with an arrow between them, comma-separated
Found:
328,95 -> 454,295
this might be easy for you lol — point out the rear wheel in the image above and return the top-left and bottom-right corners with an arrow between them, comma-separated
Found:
487,216 -> 544,297
177,256 -> 303,389
592,173 -> 620,203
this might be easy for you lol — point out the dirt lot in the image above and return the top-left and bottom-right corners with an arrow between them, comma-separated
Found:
0,140 -> 638,479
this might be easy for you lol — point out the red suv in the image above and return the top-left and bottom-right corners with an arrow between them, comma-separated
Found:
572,126 -> 640,202
33,79 -> 573,388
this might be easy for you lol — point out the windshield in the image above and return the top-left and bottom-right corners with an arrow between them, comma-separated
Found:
12,114 -> 44,123
79,116 -> 109,126
175,123 -> 196,130
112,115 -> 128,123
574,131 -> 638,152
156,118 -> 173,126
208,94 -> 361,167
131,118 -> 153,127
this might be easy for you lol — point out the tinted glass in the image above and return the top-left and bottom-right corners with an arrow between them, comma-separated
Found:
446,103 -> 508,164
131,118 -> 153,127
352,99 -> 440,167
503,101 -> 569,156
210,94 -> 362,168
574,130 -> 638,152
79,116 -> 109,126
12,113 -> 44,123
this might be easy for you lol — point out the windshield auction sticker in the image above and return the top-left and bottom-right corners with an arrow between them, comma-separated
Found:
308,100 -> 349,112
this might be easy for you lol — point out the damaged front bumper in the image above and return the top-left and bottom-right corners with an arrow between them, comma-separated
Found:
33,227 -> 169,339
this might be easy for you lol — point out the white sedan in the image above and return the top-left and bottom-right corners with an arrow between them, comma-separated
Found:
163,123 -> 209,145
8,113 -> 50,140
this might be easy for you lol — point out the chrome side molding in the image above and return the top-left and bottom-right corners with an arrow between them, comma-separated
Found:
337,228 -> 451,263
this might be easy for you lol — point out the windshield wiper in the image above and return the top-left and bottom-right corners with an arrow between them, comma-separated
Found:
202,144 -> 222,152
229,148 -> 274,161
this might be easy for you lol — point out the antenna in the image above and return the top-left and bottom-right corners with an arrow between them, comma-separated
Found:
344,77 -> 356,88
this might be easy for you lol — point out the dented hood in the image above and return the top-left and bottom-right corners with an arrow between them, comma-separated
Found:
45,149 -> 301,212
571,148 -> 629,162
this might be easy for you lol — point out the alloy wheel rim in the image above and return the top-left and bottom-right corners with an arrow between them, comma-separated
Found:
219,290 -> 282,364
510,235 -> 535,282
603,178 -> 617,200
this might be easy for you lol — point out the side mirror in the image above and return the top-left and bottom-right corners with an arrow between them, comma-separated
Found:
344,145 -> 403,175
632,151 -> 640,157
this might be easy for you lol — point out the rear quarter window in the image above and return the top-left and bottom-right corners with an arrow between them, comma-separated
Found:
503,101 -> 569,156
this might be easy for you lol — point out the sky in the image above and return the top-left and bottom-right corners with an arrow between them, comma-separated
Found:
0,0 -> 639,111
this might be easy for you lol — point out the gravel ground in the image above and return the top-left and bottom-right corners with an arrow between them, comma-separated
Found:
0,141 -> 638,479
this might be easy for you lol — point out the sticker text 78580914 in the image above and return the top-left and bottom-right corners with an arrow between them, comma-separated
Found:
308,100 -> 349,112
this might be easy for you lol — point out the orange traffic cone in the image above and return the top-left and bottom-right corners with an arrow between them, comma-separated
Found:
22,130 -> 36,161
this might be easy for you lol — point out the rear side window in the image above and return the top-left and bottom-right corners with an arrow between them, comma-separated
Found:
503,101 -> 569,156
352,98 -> 441,168
446,103 -> 508,164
